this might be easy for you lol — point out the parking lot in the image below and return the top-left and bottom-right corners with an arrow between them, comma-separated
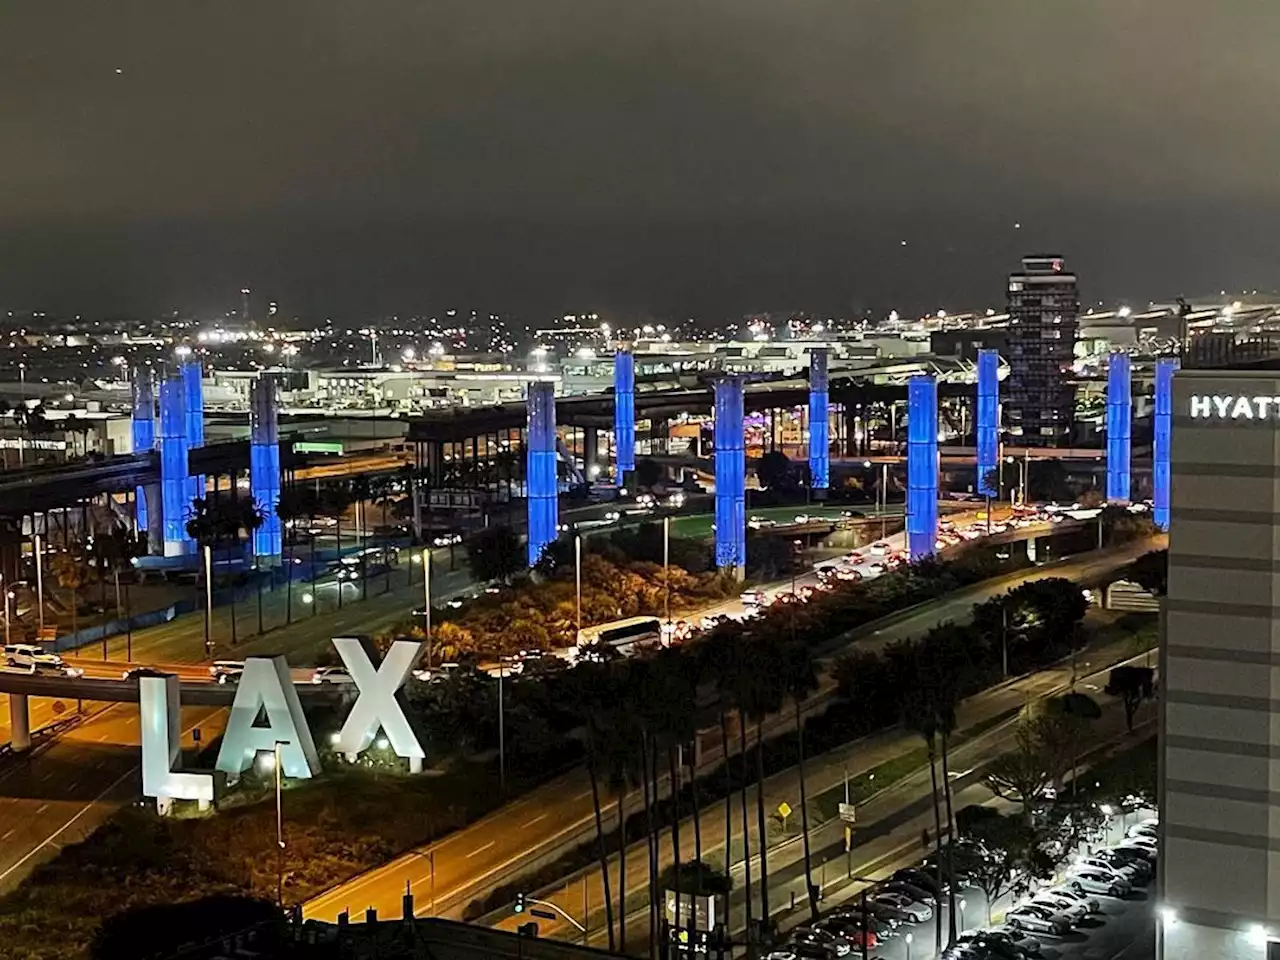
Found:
769,807 -> 1158,960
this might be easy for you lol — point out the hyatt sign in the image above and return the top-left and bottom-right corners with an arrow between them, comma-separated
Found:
1189,394 -> 1280,420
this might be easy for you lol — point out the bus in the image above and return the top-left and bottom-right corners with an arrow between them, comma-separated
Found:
576,616 -> 667,659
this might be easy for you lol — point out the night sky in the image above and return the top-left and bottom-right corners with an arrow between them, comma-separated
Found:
2,1 -> 1278,321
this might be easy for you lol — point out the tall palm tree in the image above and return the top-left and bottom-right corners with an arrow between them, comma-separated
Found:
902,665 -> 946,955
781,640 -> 821,922
50,542 -> 89,637
576,661 -> 617,952
370,475 -> 398,594
323,482 -> 354,610
274,484 -> 313,626
707,632 -> 753,937
97,525 -> 146,660
741,636 -> 785,931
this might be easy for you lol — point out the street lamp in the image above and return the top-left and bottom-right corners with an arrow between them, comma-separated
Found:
422,548 -> 432,669
33,533 -> 45,634
959,897 -> 967,932
905,932 -> 913,960
203,544 -> 214,658
1,577 -> 11,646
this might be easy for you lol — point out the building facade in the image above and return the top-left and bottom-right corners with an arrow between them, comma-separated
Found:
1161,369 -> 1280,958
1004,255 -> 1079,446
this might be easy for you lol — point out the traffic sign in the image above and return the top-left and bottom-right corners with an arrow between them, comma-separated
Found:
777,801 -> 792,819
530,908 -> 557,921
838,802 -> 857,823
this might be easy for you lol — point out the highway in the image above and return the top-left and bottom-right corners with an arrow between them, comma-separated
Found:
301,534 -> 1160,926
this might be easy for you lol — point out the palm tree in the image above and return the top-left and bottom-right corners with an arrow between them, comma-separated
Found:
901,658 -> 946,955
96,525 -> 146,659
781,640 -> 821,921
740,636 -> 785,931
575,661 -> 617,952
323,482 -> 354,610
370,475 -> 398,594
274,484 -> 313,626
705,631 -> 753,938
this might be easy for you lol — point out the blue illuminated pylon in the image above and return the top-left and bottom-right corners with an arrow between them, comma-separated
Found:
526,380 -> 559,566
158,378 -> 194,557
809,349 -> 830,490
907,375 -> 939,562
250,377 -> 283,564
181,361 -> 206,502
1153,357 -> 1178,530
713,378 -> 747,576
976,350 -> 1000,496
1106,352 -> 1132,503
614,347 -> 635,485
131,370 -> 155,534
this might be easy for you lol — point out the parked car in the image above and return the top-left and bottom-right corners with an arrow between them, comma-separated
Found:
1005,903 -> 1072,936
1115,838 -> 1157,862
870,891 -> 932,923
1074,854 -> 1145,884
1127,819 -> 1158,839
878,880 -> 937,906
791,927 -> 852,957
962,926 -> 1042,958
891,867 -> 941,898
830,909 -> 898,941
1046,885 -> 1100,914
1028,891 -> 1089,924
811,917 -> 877,949
954,931 -> 1034,960
1066,867 -> 1131,898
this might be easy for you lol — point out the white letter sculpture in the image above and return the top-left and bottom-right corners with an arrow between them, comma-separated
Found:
333,637 -> 425,763
216,655 -> 321,780
140,674 -> 217,805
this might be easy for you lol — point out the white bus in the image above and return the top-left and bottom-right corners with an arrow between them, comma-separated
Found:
576,616 -> 667,659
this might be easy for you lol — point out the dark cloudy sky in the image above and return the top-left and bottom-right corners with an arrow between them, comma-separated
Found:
2,1 -> 1278,321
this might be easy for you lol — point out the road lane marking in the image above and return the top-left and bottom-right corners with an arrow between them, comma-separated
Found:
521,814 -> 547,829
465,841 -> 496,859
0,830 -> 13,842
35,804 -> 48,815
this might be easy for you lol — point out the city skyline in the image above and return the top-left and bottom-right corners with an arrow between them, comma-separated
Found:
2,2 -> 1279,319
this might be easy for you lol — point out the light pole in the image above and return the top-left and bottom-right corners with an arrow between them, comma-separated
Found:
2,576 -> 10,645
203,544 -> 214,658
422,548 -> 432,669
34,533 -> 44,634
273,739 -> 289,908
498,656 -> 506,793
662,518 -> 671,629
958,897 -> 967,933
905,932 -> 913,960
880,463 -> 888,539
575,534 -> 583,640
17,363 -> 24,466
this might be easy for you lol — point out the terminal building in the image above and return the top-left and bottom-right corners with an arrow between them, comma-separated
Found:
1162,368 -> 1280,958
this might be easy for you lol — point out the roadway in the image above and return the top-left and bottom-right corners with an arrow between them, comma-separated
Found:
300,534 -> 1160,926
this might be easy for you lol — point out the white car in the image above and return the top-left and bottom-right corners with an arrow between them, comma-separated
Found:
1127,819 -> 1158,839
1005,903 -> 1072,936
1066,867 -> 1131,898
1029,892 -> 1089,924
1047,885 -> 1101,914
869,541 -> 890,556
1075,855 -> 1143,884
870,891 -> 932,922
311,666 -> 354,684
4,643 -> 63,671
1119,835 -> 1158,855
209,660 -> 245,684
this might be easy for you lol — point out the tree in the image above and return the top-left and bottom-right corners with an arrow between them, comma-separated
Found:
736,635 -> 784,930
322,482 -> 354,609
1104,665 -> 1155,732
90,895 -> 285,960
780,640 -> 820,921
983,716 -> 1058,822
962,808 -> 1050,918
94,526 -> 146,659
1041,692 -> 1102,795
467,525 -> 525,583
634,458 -> 663,490
275,484 -> 317,626
756,450 -> 795,491
370,475 -> 399,594
50,543 -> 90,636
349,475 -> 372,601
1128,549 -> 1168,596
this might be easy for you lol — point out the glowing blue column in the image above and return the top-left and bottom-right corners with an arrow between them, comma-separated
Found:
1106,352 -> 1132,503
1153,357 -> 1178,530
809,348 -> 830,490
907,375 -> 938,562
131,371 -> 155,533
158,378 -> 194,556
713,377 -> 747,576
181,361 -> 205,502
614,347 -> 635,485
526,381 -> 559,566
250,377 -> 282,564
976,350 -> 1000,497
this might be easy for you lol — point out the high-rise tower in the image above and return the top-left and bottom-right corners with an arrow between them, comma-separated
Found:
1004,255 -> 1079,446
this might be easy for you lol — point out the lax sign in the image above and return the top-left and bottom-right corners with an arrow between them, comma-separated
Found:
140,637 -> 424,806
